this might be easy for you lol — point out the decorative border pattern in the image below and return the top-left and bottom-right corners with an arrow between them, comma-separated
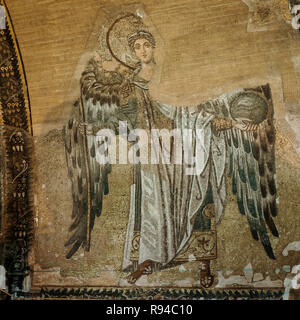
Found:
38,287 -> 284,300
0,0 -> 33,297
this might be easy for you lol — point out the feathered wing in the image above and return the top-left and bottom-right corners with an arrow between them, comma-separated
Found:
225,97 -> 278,259
64,113 -> 90,259
64,58 -> 135,259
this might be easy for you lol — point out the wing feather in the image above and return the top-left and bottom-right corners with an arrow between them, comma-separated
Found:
63,58 -> 130,259
225,91 -> 279,259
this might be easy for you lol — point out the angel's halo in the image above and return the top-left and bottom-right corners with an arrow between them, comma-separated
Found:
104,12 -> 149,70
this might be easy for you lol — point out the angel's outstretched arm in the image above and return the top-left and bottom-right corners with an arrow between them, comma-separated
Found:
189,86 -> 278,259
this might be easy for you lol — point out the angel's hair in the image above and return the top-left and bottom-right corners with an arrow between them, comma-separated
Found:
128,30 -> 156,51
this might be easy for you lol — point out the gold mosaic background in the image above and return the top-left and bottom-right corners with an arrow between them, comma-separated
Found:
4,0 -> 300,297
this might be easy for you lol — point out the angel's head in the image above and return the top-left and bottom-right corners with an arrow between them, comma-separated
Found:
128,30 -> 156,65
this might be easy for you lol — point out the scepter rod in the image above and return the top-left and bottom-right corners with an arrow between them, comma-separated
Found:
79,91 -> 92,251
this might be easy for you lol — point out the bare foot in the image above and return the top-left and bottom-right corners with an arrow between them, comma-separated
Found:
127,260 -> 153,284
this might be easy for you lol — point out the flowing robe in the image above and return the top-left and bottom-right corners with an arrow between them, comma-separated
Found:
66,62 -> 277,263
122,76 -> 230,271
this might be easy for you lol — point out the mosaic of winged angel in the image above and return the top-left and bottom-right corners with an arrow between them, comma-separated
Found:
63,14 -> 278,287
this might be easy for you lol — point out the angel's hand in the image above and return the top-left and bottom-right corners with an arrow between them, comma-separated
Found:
233,119 -> 258,132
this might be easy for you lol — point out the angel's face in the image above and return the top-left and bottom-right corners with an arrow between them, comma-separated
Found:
133,38 -> 154,64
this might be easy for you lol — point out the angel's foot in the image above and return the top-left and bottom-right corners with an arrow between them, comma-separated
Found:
127,260 -> 153,284
199,260 -> 214,289
127,271 -> 142,284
